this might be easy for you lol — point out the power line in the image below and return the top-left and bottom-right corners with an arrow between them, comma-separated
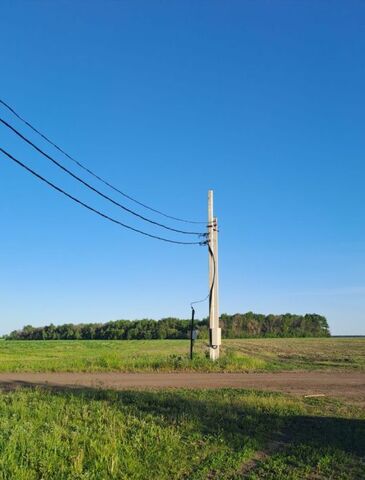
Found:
0,147 -> 207,246
207,240 -> 216,325
0,98 -> 207,225
190,229 -> 216,307
0,118 -> 205,237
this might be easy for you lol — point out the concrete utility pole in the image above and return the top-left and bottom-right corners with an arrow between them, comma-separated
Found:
208,190 -> 221,360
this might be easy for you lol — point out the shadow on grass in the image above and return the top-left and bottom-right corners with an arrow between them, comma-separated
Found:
0,380 -> 364,467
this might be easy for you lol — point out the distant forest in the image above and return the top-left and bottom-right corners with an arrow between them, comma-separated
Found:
6,313 -> 330,340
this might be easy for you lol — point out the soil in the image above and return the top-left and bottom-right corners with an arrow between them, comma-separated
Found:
0,371 -> 364,404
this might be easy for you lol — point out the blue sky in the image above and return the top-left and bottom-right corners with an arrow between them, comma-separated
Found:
0,1 -> 364,335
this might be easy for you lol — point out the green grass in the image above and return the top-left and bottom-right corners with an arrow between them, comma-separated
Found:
0,387 -> 363,479
0,338 -> 364,372
1,338 -> 364,478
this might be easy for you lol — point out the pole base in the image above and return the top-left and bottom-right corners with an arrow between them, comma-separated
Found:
209,347 -> 220,361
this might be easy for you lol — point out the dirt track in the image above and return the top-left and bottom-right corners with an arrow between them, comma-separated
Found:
0,371 -> 364,404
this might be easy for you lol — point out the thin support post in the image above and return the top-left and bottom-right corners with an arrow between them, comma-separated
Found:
190,307 -> 195,360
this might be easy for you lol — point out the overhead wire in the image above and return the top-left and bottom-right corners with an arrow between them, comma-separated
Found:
0,118 -> 206,237
189,233 -> 216,349
0,147 -> 207,246
0,98 -> 207,225
207,240 -> 216,326
190,224 -> 216,308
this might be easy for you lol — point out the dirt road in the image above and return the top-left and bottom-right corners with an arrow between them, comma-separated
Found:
0,371 -> 364,404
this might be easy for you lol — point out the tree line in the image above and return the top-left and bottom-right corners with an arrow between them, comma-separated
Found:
5,312 -> 330,340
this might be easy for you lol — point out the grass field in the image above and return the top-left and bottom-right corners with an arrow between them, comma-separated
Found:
0,387 -> 363,479
0,337 -> 364,372
0,338 -> 364,478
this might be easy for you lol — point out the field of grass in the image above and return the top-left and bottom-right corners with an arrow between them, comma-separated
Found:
0,386 -> 363,479
0,337 -> 364,372
0,338 -> 364,479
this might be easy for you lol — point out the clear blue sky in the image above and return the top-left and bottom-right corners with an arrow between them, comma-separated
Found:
0,1 -> 364,335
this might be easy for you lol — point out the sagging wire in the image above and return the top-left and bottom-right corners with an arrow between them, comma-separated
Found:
189,222 -> 217,352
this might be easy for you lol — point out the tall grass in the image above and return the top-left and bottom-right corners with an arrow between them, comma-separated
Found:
0,387 -> 363,479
